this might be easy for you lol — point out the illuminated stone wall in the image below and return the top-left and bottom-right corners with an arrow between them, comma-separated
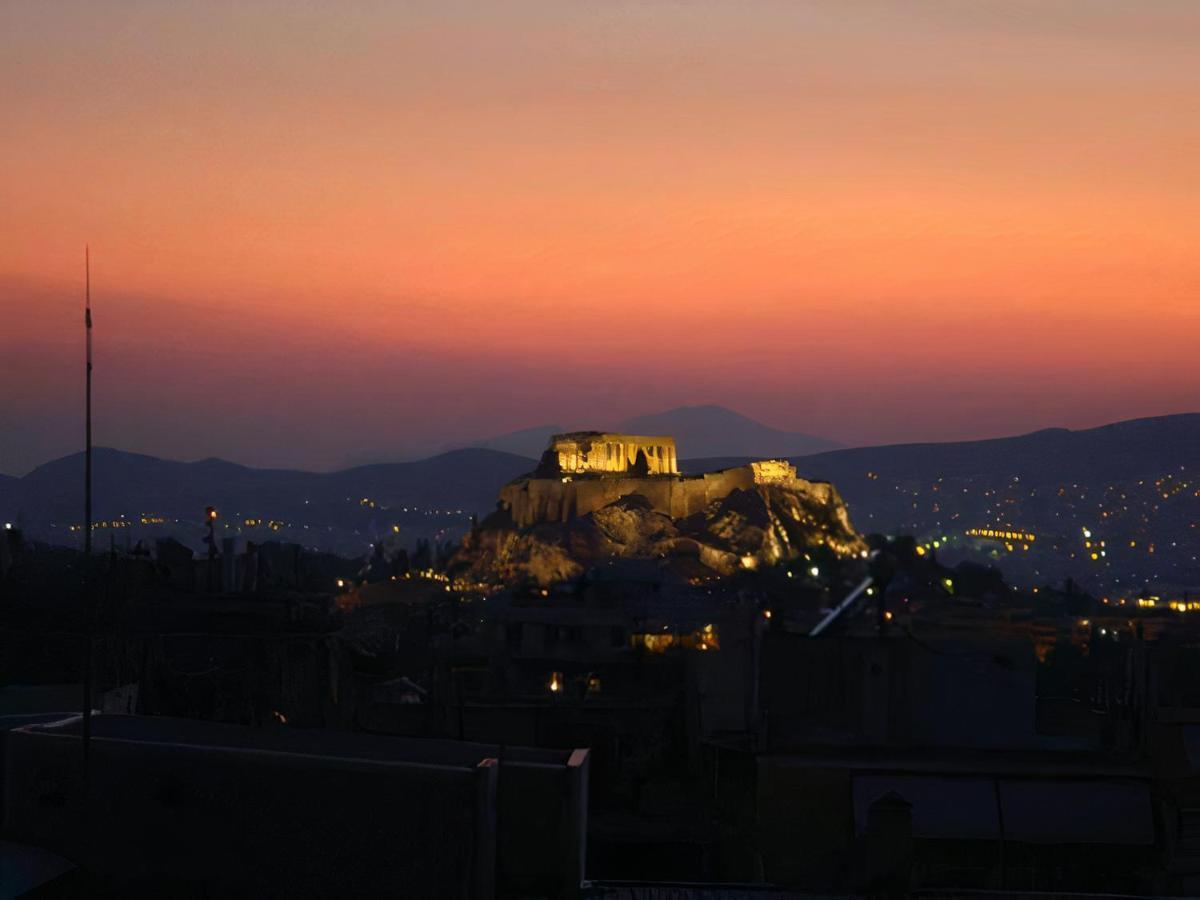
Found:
548,432 -> 679,476
500,467 -> 743,527
499,462 -> 853,532
750,459 -> 797,483
459,458 -> 866,586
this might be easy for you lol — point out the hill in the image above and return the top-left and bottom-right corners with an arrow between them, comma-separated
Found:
795,414 -> 1200,485
4,413 -> 1197,594
0,447 -> 534,557
443,424 -> 564,460
614,405 -> 841,458
791,413 -> 1200,595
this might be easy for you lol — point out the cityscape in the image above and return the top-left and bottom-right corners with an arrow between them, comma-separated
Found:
3,2 -> 1200,898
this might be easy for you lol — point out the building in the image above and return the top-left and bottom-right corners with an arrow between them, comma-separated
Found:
506,432 -> 846,534
545,432 -> 679,476
2,713 -> 590,898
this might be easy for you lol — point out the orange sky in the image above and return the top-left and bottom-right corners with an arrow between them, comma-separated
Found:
2,1 -> 1198,473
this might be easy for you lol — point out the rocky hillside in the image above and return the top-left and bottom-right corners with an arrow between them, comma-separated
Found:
450,470 -> 865,588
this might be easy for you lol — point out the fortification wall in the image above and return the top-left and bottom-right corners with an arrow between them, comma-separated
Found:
499,464 -> 831,528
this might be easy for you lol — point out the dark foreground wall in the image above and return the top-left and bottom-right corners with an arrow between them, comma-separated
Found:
2,715 -> 588,898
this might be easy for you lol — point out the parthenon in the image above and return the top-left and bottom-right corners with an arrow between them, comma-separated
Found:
547,432 -> 679,476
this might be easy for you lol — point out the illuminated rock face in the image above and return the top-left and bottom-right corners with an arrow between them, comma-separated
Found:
452,436 -> 865,588
546,432 -> 679,476
501,457 -> 817,529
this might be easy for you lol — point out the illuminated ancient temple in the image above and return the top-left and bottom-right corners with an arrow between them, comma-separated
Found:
547,432 -> 679,476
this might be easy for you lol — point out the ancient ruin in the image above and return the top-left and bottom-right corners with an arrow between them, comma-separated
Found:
452,433 -> 865,587
540,432 -> 679,476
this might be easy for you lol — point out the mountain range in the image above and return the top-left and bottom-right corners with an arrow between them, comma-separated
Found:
0,447 -> 533,557
790,413 -> 1200,596
2,411 -> 1197,594
794,414 -> 1200,485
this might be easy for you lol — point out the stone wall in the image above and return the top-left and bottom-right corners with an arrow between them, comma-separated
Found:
750,459 -> 798,483
500,463 -> 839,529
456,461 -> 865,586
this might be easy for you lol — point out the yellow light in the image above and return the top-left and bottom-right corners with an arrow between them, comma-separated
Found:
884,611 -> 893,621
915,546 -> 927,557
763,609 -> 772,619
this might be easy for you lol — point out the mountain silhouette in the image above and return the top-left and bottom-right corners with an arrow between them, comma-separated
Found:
793,413 -> 1200,484
614,405 -> 841,458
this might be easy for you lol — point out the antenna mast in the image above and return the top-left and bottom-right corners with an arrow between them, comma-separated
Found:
85,245 -> 92,558
82,246 -> 94,793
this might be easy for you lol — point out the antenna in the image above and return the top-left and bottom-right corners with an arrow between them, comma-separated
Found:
85,245 -> 92,558
82,245 -> 94,798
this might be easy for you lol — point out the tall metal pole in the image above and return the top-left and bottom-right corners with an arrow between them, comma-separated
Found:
82,246 -> 94,794
84,246 -> 92,557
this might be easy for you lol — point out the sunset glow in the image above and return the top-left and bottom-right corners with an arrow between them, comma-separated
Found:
3,1 -> 1198,472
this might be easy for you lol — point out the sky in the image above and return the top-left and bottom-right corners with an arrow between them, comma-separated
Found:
2,1 -> 1198,474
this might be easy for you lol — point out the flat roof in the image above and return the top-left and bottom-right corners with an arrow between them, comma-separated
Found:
20,714 -> 572,768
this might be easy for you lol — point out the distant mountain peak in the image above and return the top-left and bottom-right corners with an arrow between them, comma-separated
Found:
443,424 -> 562,460
621,403 -> 753,424
613,405 -> 842,460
